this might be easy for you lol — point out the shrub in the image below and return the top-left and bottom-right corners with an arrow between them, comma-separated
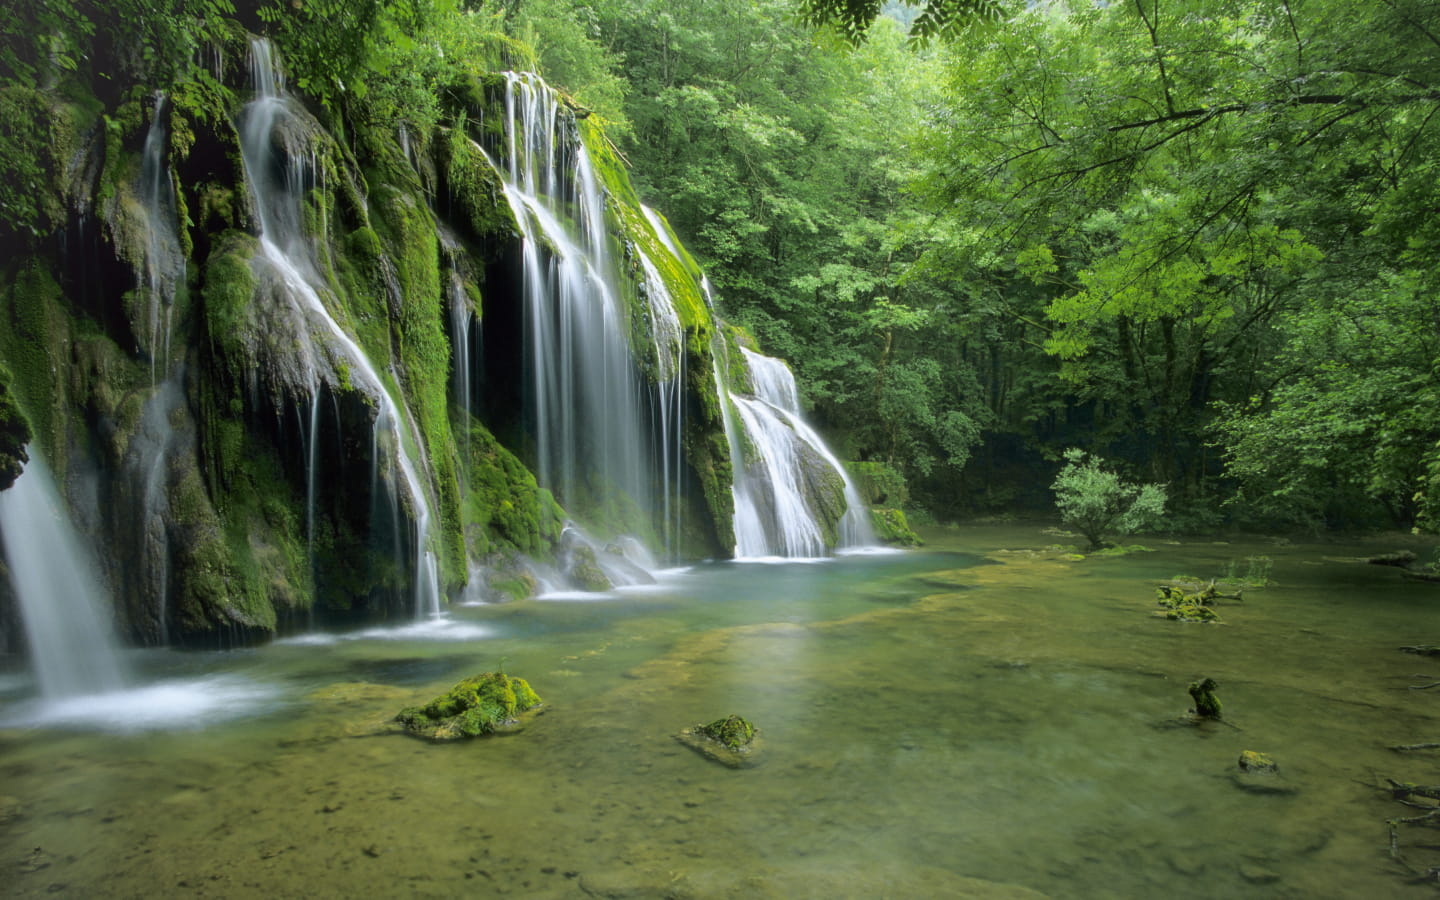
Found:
1051,448 -> 1166,551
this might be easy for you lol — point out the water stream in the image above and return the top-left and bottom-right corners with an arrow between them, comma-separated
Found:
1,526 -> 1435,897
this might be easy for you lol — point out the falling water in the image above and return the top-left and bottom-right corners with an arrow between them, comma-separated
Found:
241,39 -> 441,617
492,73 -> 686,556
138,92 -> 184,382
726,348 -> 876,558
0,451 -> 126,698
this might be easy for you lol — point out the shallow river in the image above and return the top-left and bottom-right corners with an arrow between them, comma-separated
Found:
3,525 -> 1440,898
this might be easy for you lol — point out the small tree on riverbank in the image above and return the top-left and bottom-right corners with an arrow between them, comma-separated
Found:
1052,449 -> 1167,551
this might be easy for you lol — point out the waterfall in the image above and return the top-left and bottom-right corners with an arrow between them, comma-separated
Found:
725,348 -> 876,558
138,92 -> 183,383
490,73 -> 686,558
0,451 -> 127,699
240,39 -> 441,617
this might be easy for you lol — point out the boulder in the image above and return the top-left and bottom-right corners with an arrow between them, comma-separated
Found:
395,672 -> 543,741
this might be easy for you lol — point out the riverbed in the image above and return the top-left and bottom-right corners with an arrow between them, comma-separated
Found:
2,525 -> 1438,898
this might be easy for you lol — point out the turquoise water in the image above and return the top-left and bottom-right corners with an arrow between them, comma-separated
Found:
1,527 -> 1438,897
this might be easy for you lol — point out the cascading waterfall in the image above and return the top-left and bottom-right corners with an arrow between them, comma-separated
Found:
725,347 -> 876,559
241,39 -> 440,617
138,92 -> 184,382
491,72 -> 686,558
0,451 -> 127,698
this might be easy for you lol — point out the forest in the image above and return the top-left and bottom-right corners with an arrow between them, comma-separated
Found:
5,2 -> 1440,897
5,0 -> 1437,548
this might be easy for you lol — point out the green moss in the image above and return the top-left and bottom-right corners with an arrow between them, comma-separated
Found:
202,230 -> 259,376
696,714 -> 756,751
0,86 -> 75,238
849,461 -> 909,507
440,117 -> 519,241
1188,677 -> 1222,719
567,543 -> 611,592
1156,584 -> 1221,623
0,259 -> 83,468
367,183 -> 466,589
870,507 -> 921,546
0,364 -> 32,491
460,418 -> 566,558
169,453 -> 294,641
395,671 -> 544,740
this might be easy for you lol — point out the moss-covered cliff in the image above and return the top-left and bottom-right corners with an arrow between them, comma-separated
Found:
0,21 -> 742,649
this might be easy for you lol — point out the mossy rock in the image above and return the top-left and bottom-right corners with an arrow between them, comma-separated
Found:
395,672 -> 543,741
675,714 -> 761,769
870,507 -> 921,546
1188,677 -> 1222,719
1238,750 -> 1277,774
1232,750 -> 1295,795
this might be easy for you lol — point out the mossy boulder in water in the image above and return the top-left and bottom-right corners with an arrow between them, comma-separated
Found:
676,714 -> 761,768
1188,677 -> 1222,719
395,672 -> 543,741
698,714 -> 755,750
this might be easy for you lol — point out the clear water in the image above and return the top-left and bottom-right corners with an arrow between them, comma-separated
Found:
1,526 -> 1438,897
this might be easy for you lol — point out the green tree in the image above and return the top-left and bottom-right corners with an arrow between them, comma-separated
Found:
1052,448 -> 1167,550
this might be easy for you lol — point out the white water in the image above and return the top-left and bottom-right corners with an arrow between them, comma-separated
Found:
728,348 -> 876,559
133,376 -> 183,641
241,39 -> 441,617
138,91 -> 183,383
0,451 -> 126,698
493,73 -> 686,558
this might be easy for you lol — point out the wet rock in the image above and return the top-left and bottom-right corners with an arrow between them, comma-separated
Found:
395,672 -> 543,741
676,715 -> 761,769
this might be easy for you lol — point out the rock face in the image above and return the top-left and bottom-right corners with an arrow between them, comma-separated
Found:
0,19 -> 872,653
0,27 -> 740,650
395,672 -> 543,741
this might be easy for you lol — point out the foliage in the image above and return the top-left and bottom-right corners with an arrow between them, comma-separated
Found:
1051,448 -> 1166,550
796,0 -> 1006,46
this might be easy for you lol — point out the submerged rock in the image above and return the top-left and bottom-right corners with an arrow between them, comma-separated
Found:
1231,748 -> 1297,794
676,714 -> 761,768
395,672 -> 543,741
